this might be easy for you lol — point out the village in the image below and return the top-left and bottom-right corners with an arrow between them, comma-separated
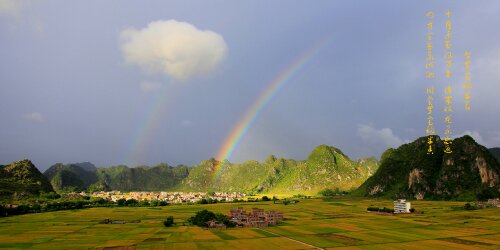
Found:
85,191 -> 246,203
229,207 -> 284,227
198,207 -> 285,229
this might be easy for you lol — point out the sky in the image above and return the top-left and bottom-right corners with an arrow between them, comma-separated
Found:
1,0 -> 500,171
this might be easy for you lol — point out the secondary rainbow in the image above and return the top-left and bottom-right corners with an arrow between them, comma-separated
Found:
214,36 -> 333,170
126,85 -> 180,166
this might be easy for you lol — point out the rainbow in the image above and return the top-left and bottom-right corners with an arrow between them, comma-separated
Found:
214,36 -> 333,171
126,84 -> 180,166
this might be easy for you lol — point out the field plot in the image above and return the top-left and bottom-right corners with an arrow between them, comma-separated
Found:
0,198 -> 498,249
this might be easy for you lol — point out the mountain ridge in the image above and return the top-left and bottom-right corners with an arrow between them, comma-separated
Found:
353,135 -> 500,200
42,145 -> 378,193
0,159 -> 54,199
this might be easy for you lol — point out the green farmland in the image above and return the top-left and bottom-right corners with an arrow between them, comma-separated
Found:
0,198 -> 498,249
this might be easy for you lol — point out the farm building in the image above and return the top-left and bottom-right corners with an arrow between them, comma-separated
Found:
394,199 -> 411,213
487,198 -> 499,207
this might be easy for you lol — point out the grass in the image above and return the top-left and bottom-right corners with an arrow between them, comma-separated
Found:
0,197 -> 498,249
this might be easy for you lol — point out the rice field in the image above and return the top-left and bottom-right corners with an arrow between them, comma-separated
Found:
0,197 -> 498,249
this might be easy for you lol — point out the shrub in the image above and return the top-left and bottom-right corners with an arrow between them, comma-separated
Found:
0,205 -> 5,217
319,188 -> 347,196
163,216 -> 174,227
39,192 -> 61,200
464,203 -> 477,210
368,207 -> 394,213
188,209 -> 216,227
91,197 -> 107,205
187,209 -> 235,228
31,203 -> 41,212
124,199 -> 138,206
116,198 -> 126,206
380,207 -> 394,213
215,213 -> 236,228
261,196 -> 271,201
319,188 -> 336,196
409,208 -> 415,213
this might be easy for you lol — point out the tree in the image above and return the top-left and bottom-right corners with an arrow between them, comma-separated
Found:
318,188 -> 336,196
188,209 -> 216,227
215,213 -> 236,228
464,203 -> 477,210
187,209 -> 236,228
261,196 -> 270,201
125,199 -> 138,206
39,192 -> 61,200
91,197 -> 107,205
164,216 -> 174,227
272,196 -> 278,204
116,198 -> 126,206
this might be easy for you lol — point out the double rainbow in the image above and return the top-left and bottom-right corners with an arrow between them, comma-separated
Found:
126,35 -> 332,171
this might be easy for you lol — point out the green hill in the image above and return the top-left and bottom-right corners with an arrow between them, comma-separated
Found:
44,162 -> 190,192
96,163 -> 189,192
0,160 -> 54,199
489,147 -> 500,163
39,144 -> 380,194
353,135 -> 500,200
44,163 -> 98,192
180,145 -> 378,193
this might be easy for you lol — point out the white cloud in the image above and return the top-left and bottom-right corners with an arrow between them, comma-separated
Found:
22,112 -> 44,122
120,20 -> 227,81
357,124 -> 405,149
454,130 -> 486,146
0,0 -> 26,18
140,81 -> 162,93
454,130 -> 500,148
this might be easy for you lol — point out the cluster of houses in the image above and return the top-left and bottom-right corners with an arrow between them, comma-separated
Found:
229,207 -> 284,227
86,191 -> 246,203
476,198 -> 500,208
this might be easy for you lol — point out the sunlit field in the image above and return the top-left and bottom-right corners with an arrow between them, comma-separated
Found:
1,197 -> 498,249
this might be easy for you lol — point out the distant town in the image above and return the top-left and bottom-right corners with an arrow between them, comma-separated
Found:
86,191 -> 247,203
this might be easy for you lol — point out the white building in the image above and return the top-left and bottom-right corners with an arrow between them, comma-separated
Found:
394,199 -> 411,213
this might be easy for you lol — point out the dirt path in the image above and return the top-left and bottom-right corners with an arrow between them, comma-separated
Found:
257,228 -> 325,250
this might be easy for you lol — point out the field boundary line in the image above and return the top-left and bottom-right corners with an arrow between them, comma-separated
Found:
256,228 -> 325,250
